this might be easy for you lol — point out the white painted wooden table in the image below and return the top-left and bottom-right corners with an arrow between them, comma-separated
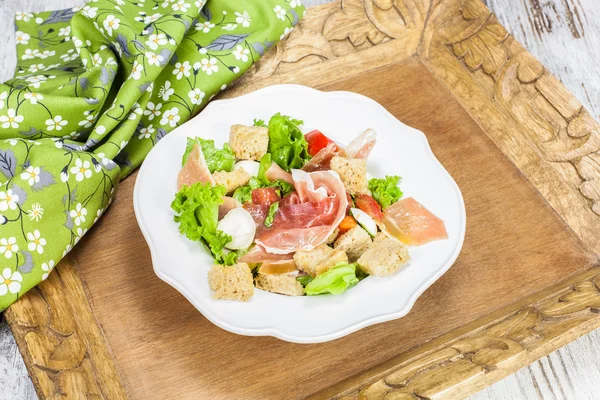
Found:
0,0 -> 598,398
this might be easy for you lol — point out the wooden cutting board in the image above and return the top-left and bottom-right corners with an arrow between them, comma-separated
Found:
6,0 -> 600,399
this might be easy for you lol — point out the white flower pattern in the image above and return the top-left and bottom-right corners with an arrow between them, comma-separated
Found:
0,238 -> 19,259
0,0 -> 304,309
20,166 -> 41,186
0,268 -> 22,295
200,57 -> 218,75
70,159 -> 93,182
160,107 -> 180,127
27,230 -> 46,254
41,261 -> 55,281
70,203 -> 88,226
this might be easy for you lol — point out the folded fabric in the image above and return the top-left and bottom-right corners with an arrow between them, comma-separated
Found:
0,0 -> 305,310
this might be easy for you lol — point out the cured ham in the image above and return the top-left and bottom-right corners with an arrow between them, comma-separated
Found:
265,162 -> 293,184
302,142 -> 343,172
218,196 -> 241,220
291,169 -> 327,202
178,144 -> 241,220
243,203 -> 269,227
239,245 -> 294,263
177,143 -> 215,190
254,170 -> 348,254
345,128 -> 376,159
381,198 -> 447,245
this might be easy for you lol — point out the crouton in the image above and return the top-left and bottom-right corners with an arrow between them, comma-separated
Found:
334,225 -> 372,262
208,263 -> 254,301
357,233 -> 410,276
330,156 -> 368,195
255,274 -> 304,296
325,227 -> 340,245
229,124 -> 269,160
293,244 -> 348,277
213,168 -> 250,194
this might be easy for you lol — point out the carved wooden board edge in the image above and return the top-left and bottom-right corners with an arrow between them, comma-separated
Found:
418,0 -> 600,255
4,256 -> 128,399
309,264 -> 600,399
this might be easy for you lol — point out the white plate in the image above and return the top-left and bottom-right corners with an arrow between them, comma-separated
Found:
133,84 -> 466,344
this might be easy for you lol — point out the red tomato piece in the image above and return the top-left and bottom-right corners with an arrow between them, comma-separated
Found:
252,187 -> 280,207
355,194 -> 383,220
305,130 -> 337,157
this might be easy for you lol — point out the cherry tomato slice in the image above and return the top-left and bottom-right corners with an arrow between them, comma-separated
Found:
305,130 -> 337,157
252,187 -> 280,207
355,194 -> 383,220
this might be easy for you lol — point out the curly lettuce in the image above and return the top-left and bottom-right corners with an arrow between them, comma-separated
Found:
171,182 -> 236,265
253,118 -> 267,127
182,137 -> 235,173
267,113 -> 311,171
304,263 -> 360,295
368,175 -> 403,209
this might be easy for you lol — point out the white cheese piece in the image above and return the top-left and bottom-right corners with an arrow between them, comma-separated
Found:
217,207 -> 256,250
234,160 -> 260,177
350,207 -> 377,237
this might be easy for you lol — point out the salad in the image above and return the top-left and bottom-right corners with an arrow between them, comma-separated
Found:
172,114 -> 448,301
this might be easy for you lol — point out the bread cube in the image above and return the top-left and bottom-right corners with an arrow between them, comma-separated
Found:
357,233 -> 410,276
208,263 -> 254,301
213,168 -> 250,194
330,156 -> 368,195
334,225 -> 372,262
255,274 -> 304,296
325,227 -> 340,245
229,124 -> 269,160
293,244 -> 348,277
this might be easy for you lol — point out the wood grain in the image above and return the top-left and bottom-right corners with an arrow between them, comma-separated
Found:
59,57 -> 594,399
4,260 -> 127,399
3,0 -> 600,399
312,266 -> 600,399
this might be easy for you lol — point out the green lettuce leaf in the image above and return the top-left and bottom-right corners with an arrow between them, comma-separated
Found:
182,137 -> 235,173
305,263 -> 360,295
267,113 -> 311,171
171,182 -> 236,265
296,275 -> 314,287
253,118 -> 267,127
368,175 -> 403,209
232,185 -> 253,204
256,153 -> 272,185
264,201 -> 279,227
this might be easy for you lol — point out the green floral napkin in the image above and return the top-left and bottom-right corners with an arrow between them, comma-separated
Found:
0,0 -> 305,310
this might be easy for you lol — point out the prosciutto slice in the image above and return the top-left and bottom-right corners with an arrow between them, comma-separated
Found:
218,197 -> 241,220
177,143 -> 215,190
381,198 -> 448,245
345,128 -> 377,159
254,170 -> 348,254
291,169 -> 327,202
302,142 -> 343,172
177,144 -> 240,220
265,162 -> 293,184
243,203 -> 269,227
239,245 -> 294,263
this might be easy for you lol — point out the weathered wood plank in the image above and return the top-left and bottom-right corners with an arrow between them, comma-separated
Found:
483,0 -> 600,120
